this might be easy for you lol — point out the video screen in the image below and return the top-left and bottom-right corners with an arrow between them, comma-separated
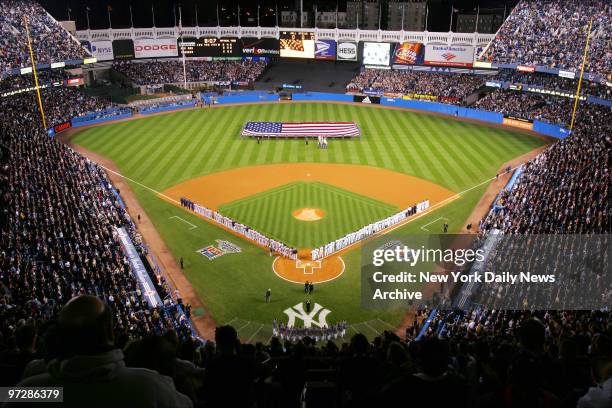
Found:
178,37 -> 241,57
280,31 -> 315,58
363,42 -> 391,66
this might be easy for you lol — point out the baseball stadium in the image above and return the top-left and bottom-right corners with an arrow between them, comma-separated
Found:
0,1 -> 610,407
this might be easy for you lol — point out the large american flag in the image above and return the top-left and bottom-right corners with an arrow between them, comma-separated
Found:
242,122 -> 360,138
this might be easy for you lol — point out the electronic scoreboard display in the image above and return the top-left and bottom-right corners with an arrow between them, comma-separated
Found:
178,37 -> 241,57
279,31 -> 315,58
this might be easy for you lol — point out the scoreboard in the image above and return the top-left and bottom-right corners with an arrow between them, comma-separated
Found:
279,31 -> 315,58
179,37 -> 241,57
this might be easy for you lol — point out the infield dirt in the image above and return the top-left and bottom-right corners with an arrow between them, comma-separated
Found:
162,163 -> 456,210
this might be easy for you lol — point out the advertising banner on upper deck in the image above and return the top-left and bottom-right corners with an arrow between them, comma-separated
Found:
424,44 -> 474,67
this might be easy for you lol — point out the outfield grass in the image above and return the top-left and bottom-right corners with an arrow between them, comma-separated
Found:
220,181 -> 397,248
73,103 -> 544,192
72,103 -> 547,336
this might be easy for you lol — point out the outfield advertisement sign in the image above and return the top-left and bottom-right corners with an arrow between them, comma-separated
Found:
353,95 -> 381,104
112,39 -> 135,60
241,37 -> 280,57
425,44 -> 474,67
89,41 -> 114,61
392,42 -> 424,65
503,115 -> 534,130
337,42 -> 358,61
134,38 -> 178,58
363,42 -> 392,66
315,40 -> 336,60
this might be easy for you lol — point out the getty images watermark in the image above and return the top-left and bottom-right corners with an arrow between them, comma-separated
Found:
361,234 -> 610,311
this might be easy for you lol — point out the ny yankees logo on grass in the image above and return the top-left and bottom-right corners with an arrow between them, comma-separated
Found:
283,302 -> 331,328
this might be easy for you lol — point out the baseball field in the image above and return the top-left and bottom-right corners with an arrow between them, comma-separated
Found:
71,102 -> 546,342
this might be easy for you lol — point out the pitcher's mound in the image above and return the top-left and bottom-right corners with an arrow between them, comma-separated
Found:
292,208 -> 325,221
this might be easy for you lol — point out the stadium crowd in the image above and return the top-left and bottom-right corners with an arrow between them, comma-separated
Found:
347,69 -> 485,103
113,60 -> 267,86
0,0 -> 87,75
474,90 -> 574,126
0,1 -> 610,405
479,0 -> 611,76
4,87 -> 114,127
492,70 -> 611,100
0,88 -> 194,389
478,103 -> 610,234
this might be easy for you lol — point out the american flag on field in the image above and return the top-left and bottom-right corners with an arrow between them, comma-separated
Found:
242,122 -> 360,138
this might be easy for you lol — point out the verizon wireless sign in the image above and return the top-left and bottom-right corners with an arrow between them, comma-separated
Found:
424,44 -> 474,67
134,39 -> 178,58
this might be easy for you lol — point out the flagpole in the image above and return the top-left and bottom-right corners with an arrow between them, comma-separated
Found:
195,4 -> 199,27
275,3 -> 278,27
129,5 -> 134,28
179,6 -> 187,90
336,3 -> 338,29
257,4 -> 260,27
401,4 -> 404,31
86,7 -> 90,30
449,6 -> 453,32
378,2 -> 381,30
216,3 -> 220,26
475,6 -> 479,32
238,4 -> 240,26
107,7 -> 112,29
425,5 -> 428,31
314,4 -> 317,28
152,4 -> 155,27
67,8 -> 71,21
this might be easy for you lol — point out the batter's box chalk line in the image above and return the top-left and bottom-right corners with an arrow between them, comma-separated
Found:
296,259 -> 322,275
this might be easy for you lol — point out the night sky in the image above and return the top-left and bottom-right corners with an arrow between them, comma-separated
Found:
39,0 -> 516,31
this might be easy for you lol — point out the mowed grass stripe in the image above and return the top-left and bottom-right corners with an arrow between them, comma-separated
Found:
73,103 -> 547,193
121,114 -> 186,177
156,111 -> 216,187
219,181 -> 396,248
419,119 -> 476,189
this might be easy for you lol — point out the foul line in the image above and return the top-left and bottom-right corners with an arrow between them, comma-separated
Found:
420,217 -> 449,232
317,164 -> 525,261
168,215 -> 198,230
91,156 -> 528,261
96,163 -> 180,205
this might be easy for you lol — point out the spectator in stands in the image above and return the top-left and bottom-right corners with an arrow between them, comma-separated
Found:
200,325 -> 256,407
0,0 -> 88,74
113,59 -> 266,86
13,295 -> 193,408
347,69 -> 485,104
474,90 -> 574,126
479,0 -> 611,76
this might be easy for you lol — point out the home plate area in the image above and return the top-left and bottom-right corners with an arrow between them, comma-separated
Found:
273,251 -> 345,284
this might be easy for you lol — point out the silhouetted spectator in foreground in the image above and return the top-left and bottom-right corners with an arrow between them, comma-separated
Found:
12,295 -> 192,408
199,325 -> 256,407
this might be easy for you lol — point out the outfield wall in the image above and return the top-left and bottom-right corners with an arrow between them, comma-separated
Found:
140,101 -> 197,115
57,92 -> 570,140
